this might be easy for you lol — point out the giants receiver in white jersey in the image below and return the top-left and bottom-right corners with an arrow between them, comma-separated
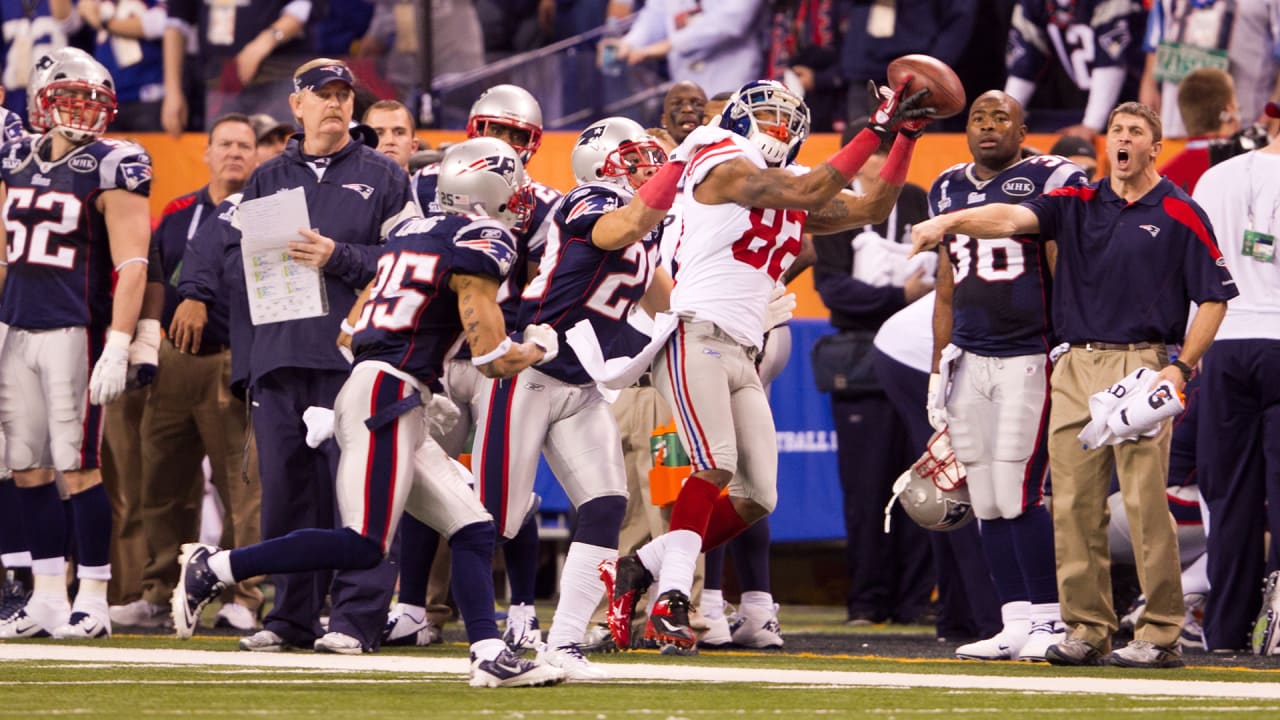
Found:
601,78 -> 937,652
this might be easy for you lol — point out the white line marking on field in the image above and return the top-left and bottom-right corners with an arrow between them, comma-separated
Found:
2,645 -> 1280,700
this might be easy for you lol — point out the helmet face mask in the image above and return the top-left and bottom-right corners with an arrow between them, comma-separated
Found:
720,80 -> 810,167
886,429 -> 974,532
572,117 -> 667,190
466,85 -> 544,164
436,136 -> 532,230
31,48 -> 117,143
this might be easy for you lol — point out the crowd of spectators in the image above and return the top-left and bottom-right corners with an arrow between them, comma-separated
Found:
4,1 -> 1276,138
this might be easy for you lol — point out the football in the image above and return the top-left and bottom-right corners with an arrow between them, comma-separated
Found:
886,54 -> 966,119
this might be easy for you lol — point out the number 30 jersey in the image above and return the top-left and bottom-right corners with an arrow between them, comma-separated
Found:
352,214 -> 517,386
517,181 -> 662,386
0,135 -> 152,330
929,154 -> 1087,356
670,132 -> 804,351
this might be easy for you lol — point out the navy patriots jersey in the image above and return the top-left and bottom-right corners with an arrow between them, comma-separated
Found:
1,0 -> 69,125
411,163 -> 559,332
930,154 -> 1087,356
517,182 -> 661,385
1007,0 -> 1146,91
352,214 -> 518,385
0,135 -> 152,330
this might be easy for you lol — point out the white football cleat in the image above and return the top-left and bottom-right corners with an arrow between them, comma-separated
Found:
502,603 -> 541,651
955,622 -> 1030,661
537,642 -> 609,681
382,603 -> 441,646
729,603 -> 783,649
52,610 -> 112,639
469,648 -> 565,688
1017,622 -> 1066,662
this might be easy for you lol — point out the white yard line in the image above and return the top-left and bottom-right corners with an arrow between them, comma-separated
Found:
2,645 -> 1279,700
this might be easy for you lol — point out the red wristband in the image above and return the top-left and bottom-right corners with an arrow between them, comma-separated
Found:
827,127 -> 882,180
878,133 -> 916,186
636,160 -> 686,211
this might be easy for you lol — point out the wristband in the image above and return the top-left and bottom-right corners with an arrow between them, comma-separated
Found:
105,329 -> 132,351
827,127 -> 882,181
471,337 -> 512,367
1171,359 -> 1193,382
878,133 -> 916,186
339,319 -> 357,336
635,160 -> 685,211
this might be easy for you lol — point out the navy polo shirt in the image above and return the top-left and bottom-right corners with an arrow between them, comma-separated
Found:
1024,177 -> 1237,345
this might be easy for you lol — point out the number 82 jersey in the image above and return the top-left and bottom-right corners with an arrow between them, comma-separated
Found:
1,135 -> 152,330
929,154 -> 1087,356
352,213 -> 518,386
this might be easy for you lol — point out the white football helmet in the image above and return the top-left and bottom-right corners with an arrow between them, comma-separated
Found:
719,80 -> 810,167
31,47 -> 117,142
436,137 -> 533,230
466,84 -> 544,164
570,117 -> 667,189
883,429 -> 973,533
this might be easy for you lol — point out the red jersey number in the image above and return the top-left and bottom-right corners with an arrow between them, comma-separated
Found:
731,207 -> 803,281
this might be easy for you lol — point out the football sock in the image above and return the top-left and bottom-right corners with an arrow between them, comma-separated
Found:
449,521 -> 501,643
701,588 -> 725,617
703,546 -> 725,591
0,480 -> 28,557
504,510 -> 540,606
740,590 -> 774,612
655,529 -> 701,597
394,516 -> 437,607
546,541 -> 615,649
1009,505 -> 1058,604
229,528 -> 381,579
701,494 -> 751,552
69,484 -> 112,569
978,517 -> 1028,604
729,516 -> 771,592
17,483 -> 64,562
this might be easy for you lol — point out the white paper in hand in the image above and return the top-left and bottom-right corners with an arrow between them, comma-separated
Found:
238,187 -> 328,325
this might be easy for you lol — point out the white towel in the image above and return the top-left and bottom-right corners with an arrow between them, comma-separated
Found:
1077,367 -> 1183,449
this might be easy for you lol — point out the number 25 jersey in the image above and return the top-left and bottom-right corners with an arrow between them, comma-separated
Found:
0,135 -> 152,330
929,154 -> 1087,356
352,213 -> 517,386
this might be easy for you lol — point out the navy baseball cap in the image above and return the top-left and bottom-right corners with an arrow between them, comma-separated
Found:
1050,135 -> 1097,159
1266,101 -> 1279,119
293,63 -> 354,93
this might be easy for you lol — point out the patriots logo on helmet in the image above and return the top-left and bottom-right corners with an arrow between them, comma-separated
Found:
457,236 -> 515,276
462,154 -> 517,183
577,124 -> 606,146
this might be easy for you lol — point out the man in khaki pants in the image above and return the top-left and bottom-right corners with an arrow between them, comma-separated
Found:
911,101 -> 1236,668
110,114 -> 264,631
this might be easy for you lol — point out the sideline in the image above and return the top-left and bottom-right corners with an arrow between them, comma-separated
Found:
2,644 -> 1280,699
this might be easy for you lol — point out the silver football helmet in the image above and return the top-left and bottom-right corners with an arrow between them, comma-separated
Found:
436,137 -> 533,230
30,47 -> 117,142
719,80 -> 810,167
570,117 -> 667,189
466,84 -> 544,164
884,429 -> 973,532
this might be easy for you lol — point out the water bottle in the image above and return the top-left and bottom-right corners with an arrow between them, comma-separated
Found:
600,16 -> 623,78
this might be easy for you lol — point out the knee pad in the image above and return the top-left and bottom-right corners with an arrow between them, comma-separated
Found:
573,495 -> 626,549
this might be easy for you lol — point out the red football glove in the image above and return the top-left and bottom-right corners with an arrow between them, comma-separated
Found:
867,77 -> 934,139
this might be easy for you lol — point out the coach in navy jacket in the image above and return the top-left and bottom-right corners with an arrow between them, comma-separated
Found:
179,59 -> 416,653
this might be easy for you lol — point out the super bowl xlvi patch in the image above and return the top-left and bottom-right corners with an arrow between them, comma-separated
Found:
69,154 -> 98,173
119,161 -> 152,190
342,183 -> 374,200
1,157 -> 18,170
1001,177 -> 1034,197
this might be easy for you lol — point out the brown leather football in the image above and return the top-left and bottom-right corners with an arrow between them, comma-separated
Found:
887,54 -> 966,119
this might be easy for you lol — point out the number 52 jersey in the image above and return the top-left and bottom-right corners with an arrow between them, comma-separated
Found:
929,154 -> 1087,356
0,135 -> 152,330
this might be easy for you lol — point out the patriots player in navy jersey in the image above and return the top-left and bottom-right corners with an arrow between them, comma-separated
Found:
0,0 -> 76,126
388,84 -> 564,653
0,47 -> 152,640
173,138 -> 566,688
1005,0 -> 1147,139
468,116 -> 685,680
928,91 -> 1088,662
